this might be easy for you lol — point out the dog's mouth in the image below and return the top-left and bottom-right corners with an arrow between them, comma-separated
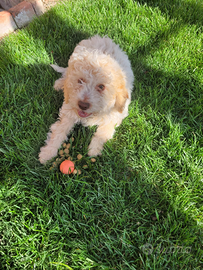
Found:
78,110 -> 92,118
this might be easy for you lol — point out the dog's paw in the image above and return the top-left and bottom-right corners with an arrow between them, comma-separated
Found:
88,147 -> 102,157
39,146 -> 58,164
88,136 -> 104,156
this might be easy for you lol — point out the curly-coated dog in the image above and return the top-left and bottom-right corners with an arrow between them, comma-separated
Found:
39,35 -> 134,164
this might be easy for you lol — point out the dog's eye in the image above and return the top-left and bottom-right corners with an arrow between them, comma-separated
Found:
78,78 -> 85,84
97,84 -> 105,92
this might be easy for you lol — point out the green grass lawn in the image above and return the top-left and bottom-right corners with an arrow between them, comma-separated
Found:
0,0 -> 203,269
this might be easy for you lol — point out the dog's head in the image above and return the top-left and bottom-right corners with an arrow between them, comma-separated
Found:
56,48 -> 129,118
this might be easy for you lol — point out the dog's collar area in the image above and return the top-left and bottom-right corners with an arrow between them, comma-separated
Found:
78,110 -> 92,118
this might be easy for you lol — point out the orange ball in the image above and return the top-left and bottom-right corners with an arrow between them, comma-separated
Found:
60,160 -> 75,174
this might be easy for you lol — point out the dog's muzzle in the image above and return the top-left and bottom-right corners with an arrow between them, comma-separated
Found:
78,100 -> 90,110
78,101 -> 92,118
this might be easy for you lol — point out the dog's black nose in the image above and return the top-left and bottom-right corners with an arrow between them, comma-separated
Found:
78,101 -> 90,110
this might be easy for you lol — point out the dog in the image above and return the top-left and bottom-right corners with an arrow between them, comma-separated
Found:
39,35 -> 134,164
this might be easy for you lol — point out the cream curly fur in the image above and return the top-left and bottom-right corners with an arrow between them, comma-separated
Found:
39,35 -> 134,164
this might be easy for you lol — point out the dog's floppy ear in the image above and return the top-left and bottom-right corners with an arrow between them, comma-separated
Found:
50,64 -> 71,104
111,67 -> 129,113
53,78 -> 65,91
114,84 -> 129,113
53,76 -> 70,104
51,64 -> 67,91
64,82 -> 71,104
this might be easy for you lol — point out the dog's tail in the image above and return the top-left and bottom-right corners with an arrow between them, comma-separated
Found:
50,64 -> 67,74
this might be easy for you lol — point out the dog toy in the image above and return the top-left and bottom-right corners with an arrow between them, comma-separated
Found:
60,160 -> 75,174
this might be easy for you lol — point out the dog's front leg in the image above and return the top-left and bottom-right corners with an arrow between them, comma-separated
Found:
88,121 -> 117,156
39,104 -> 77,164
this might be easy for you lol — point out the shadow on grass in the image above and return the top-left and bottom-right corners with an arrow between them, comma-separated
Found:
0,2 -> 203,269
138,0 -> 203,27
